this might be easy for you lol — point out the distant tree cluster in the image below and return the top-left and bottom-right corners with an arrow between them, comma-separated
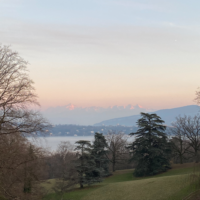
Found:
46,124 -> 137,137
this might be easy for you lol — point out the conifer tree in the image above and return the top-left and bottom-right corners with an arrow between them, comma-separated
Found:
75,140 -> 98,188
129,113 -> 171,177
91,133 -> 110,178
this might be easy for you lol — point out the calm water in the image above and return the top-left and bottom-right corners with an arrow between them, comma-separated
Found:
28,136 -> 94,151
28,135 -> 134,152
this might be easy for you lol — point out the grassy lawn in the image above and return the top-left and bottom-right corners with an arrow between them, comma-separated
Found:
40,178 -> 57,193
83,174 -> 189,200
43,163 -> 199,200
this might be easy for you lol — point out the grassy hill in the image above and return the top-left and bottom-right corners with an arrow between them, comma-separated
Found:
43,163 -> 200,200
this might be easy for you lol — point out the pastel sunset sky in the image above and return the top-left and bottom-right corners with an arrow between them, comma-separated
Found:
1,0 -> 200,109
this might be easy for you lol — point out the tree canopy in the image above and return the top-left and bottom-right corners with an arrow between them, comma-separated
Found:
129,112 -> 171,177
0,45 -> 49,136
91,133 -> 110,177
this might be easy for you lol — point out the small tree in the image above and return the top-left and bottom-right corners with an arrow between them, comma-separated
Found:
172,115 -> 200,163
106,131 -> 128,172
52,142 -> 78,200
168,127 -> 190,164
129,113 -> 171,177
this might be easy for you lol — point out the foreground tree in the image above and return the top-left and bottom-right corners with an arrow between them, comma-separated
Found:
0,45 -> 50,199
0,45 -> 49,136
129,113 -> 171,177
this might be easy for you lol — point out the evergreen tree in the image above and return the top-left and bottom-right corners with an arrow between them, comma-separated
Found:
75,140 -> 99,188
91,133 -> 110,178
128,113 -> 171,177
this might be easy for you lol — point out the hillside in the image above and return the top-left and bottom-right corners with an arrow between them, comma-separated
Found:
43,163 -> 198,200
94,105 -> 200,126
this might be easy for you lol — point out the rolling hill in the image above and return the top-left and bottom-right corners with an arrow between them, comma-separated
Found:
94,105 -> 200,126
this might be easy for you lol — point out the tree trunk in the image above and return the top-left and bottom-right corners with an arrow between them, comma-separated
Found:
195,151 -> 199,163
180,154 -> 183,164
80,173 -> 84,188
112,162 -> 115,172
80,176 -> 84,189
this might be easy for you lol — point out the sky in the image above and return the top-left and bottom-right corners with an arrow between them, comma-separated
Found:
1,0 -> 200,110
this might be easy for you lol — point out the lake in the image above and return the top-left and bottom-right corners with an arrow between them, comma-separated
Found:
28,136 -> 95,151
28,135 -> 134,152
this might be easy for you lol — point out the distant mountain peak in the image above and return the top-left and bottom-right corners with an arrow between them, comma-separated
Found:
42,103 -> 146,125
66,103 -> 75,110
126,104 -> 143,109
135,104 -> 143,109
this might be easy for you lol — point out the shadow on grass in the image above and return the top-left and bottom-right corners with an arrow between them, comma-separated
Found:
43,185 -> 104,200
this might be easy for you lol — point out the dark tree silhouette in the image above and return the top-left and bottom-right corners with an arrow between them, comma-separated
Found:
91,133 -> 110,178
75,140 -> 97,188
128,112 -> 171,177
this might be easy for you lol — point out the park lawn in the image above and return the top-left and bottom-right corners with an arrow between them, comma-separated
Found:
40,179 -> 57,193
103,169 -> 135,183
43,163 -> 198,200
104,163 -> 195,183
82,174 -> 190,200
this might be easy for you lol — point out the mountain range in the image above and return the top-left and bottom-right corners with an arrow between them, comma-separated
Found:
42,104 -> 150,125
94,105 -> 200,126
42,104 -> 200,126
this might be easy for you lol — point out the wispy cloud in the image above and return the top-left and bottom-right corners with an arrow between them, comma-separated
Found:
1,19 -> 200,59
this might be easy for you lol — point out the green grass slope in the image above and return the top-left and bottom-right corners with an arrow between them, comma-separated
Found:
83,174 -> 188,200
43,163 -> 198,200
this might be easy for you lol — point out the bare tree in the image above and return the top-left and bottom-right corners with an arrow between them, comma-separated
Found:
195,88 -> 200,105
0,45 -> 49,136
172,115 -> 200,163
53,141 -> 78,199
167,127 -> 190,164
105,131 -> 128,172
0,45 -> 50,199
0,133 -> 47,200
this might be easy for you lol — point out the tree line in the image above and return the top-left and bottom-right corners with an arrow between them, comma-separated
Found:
46,124 -> 137,137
